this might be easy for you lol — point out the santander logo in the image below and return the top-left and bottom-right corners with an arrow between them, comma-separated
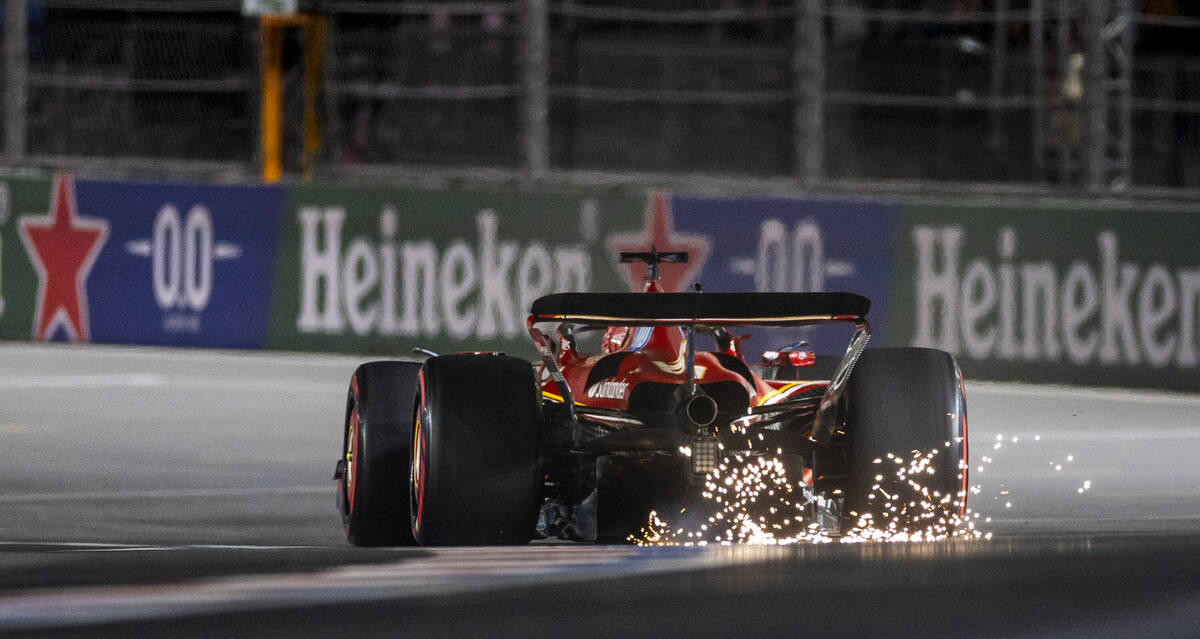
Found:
586,380 -> 628,400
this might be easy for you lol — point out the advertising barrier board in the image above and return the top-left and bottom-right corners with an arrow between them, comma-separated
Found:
266,185 -> 648,357
0,176 -> 51,343
4,172 -> 1198,392
0,175 -> 282,348
670,194 -> 898,356
888,200 -> 1200,391
264,189 -> 900,360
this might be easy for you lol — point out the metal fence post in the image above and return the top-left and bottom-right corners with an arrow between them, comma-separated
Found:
1083,0 -> 1107,193
794,0 -> 825,186
523,0 -> 549,179
1108,0 -> 1133,192
1030,0 -> 1045,177
990,0 -> 1010,150
5,0 -> 28,163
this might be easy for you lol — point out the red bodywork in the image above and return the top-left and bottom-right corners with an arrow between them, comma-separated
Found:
533,278 -> 825,428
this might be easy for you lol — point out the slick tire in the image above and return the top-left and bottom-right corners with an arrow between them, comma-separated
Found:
411,354 -> 541,546
841,348 -> 968,536
339,361 -> 422,547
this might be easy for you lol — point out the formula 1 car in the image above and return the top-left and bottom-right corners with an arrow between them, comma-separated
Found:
335,249 -> 968,545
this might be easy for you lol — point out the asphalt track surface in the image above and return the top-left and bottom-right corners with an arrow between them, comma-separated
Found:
1,342 -> 1199,637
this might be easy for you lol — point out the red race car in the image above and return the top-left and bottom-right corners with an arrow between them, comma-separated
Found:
335,249 -> 968,545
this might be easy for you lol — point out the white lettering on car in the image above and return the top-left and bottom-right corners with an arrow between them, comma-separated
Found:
586,380 -> 628,400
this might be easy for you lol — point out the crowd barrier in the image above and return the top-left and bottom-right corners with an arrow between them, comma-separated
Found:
1,174 -> 1196,391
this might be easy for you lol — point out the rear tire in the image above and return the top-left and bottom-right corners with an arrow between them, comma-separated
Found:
339,361 -> 421,547
840,348 -> 968,537
411,354 -> 541,545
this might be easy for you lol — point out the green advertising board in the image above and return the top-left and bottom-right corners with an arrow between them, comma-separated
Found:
889,200 -> 1200,391
6,170 -> 1197,394
267,185 -> 649,358
0,177 -> 52,342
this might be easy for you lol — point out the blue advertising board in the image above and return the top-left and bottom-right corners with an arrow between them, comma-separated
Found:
669,194 -> 898,355
80,180 -> 283,348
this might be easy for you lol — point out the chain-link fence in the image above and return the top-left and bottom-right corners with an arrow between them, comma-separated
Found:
821,1 -> 1200,191
323,2 -> 522,168
545,2 -> 798,175
7,2 -> 254,168
1,0 -> 1198,193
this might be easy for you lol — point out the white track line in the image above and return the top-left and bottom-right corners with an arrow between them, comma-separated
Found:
0,486 -> 330,503
0,343 -> 389,368
0,374 -> 340,394
0,546 -> 754,630
983,428 -> 1200,442
0,374 -> 166,389
993,515 -> 1200,524
968,381 -> 1200,407
0,541 -> 324,552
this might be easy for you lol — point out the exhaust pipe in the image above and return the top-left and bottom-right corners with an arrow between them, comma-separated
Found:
682,394 -> 719,428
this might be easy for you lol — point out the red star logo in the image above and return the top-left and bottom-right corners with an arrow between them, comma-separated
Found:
607,191 -> 709,292
18,175 -> 109,342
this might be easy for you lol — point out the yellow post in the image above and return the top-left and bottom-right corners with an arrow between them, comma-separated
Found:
259,16 -> 285,183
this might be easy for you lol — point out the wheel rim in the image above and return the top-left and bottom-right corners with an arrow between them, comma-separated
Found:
955,364 -> 969,517
411,406 -> 427,535
346,387 -> 361,517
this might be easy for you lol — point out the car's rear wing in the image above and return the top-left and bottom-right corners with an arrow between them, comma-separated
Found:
527,291 -> 872,444
528,292 -> 869,326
